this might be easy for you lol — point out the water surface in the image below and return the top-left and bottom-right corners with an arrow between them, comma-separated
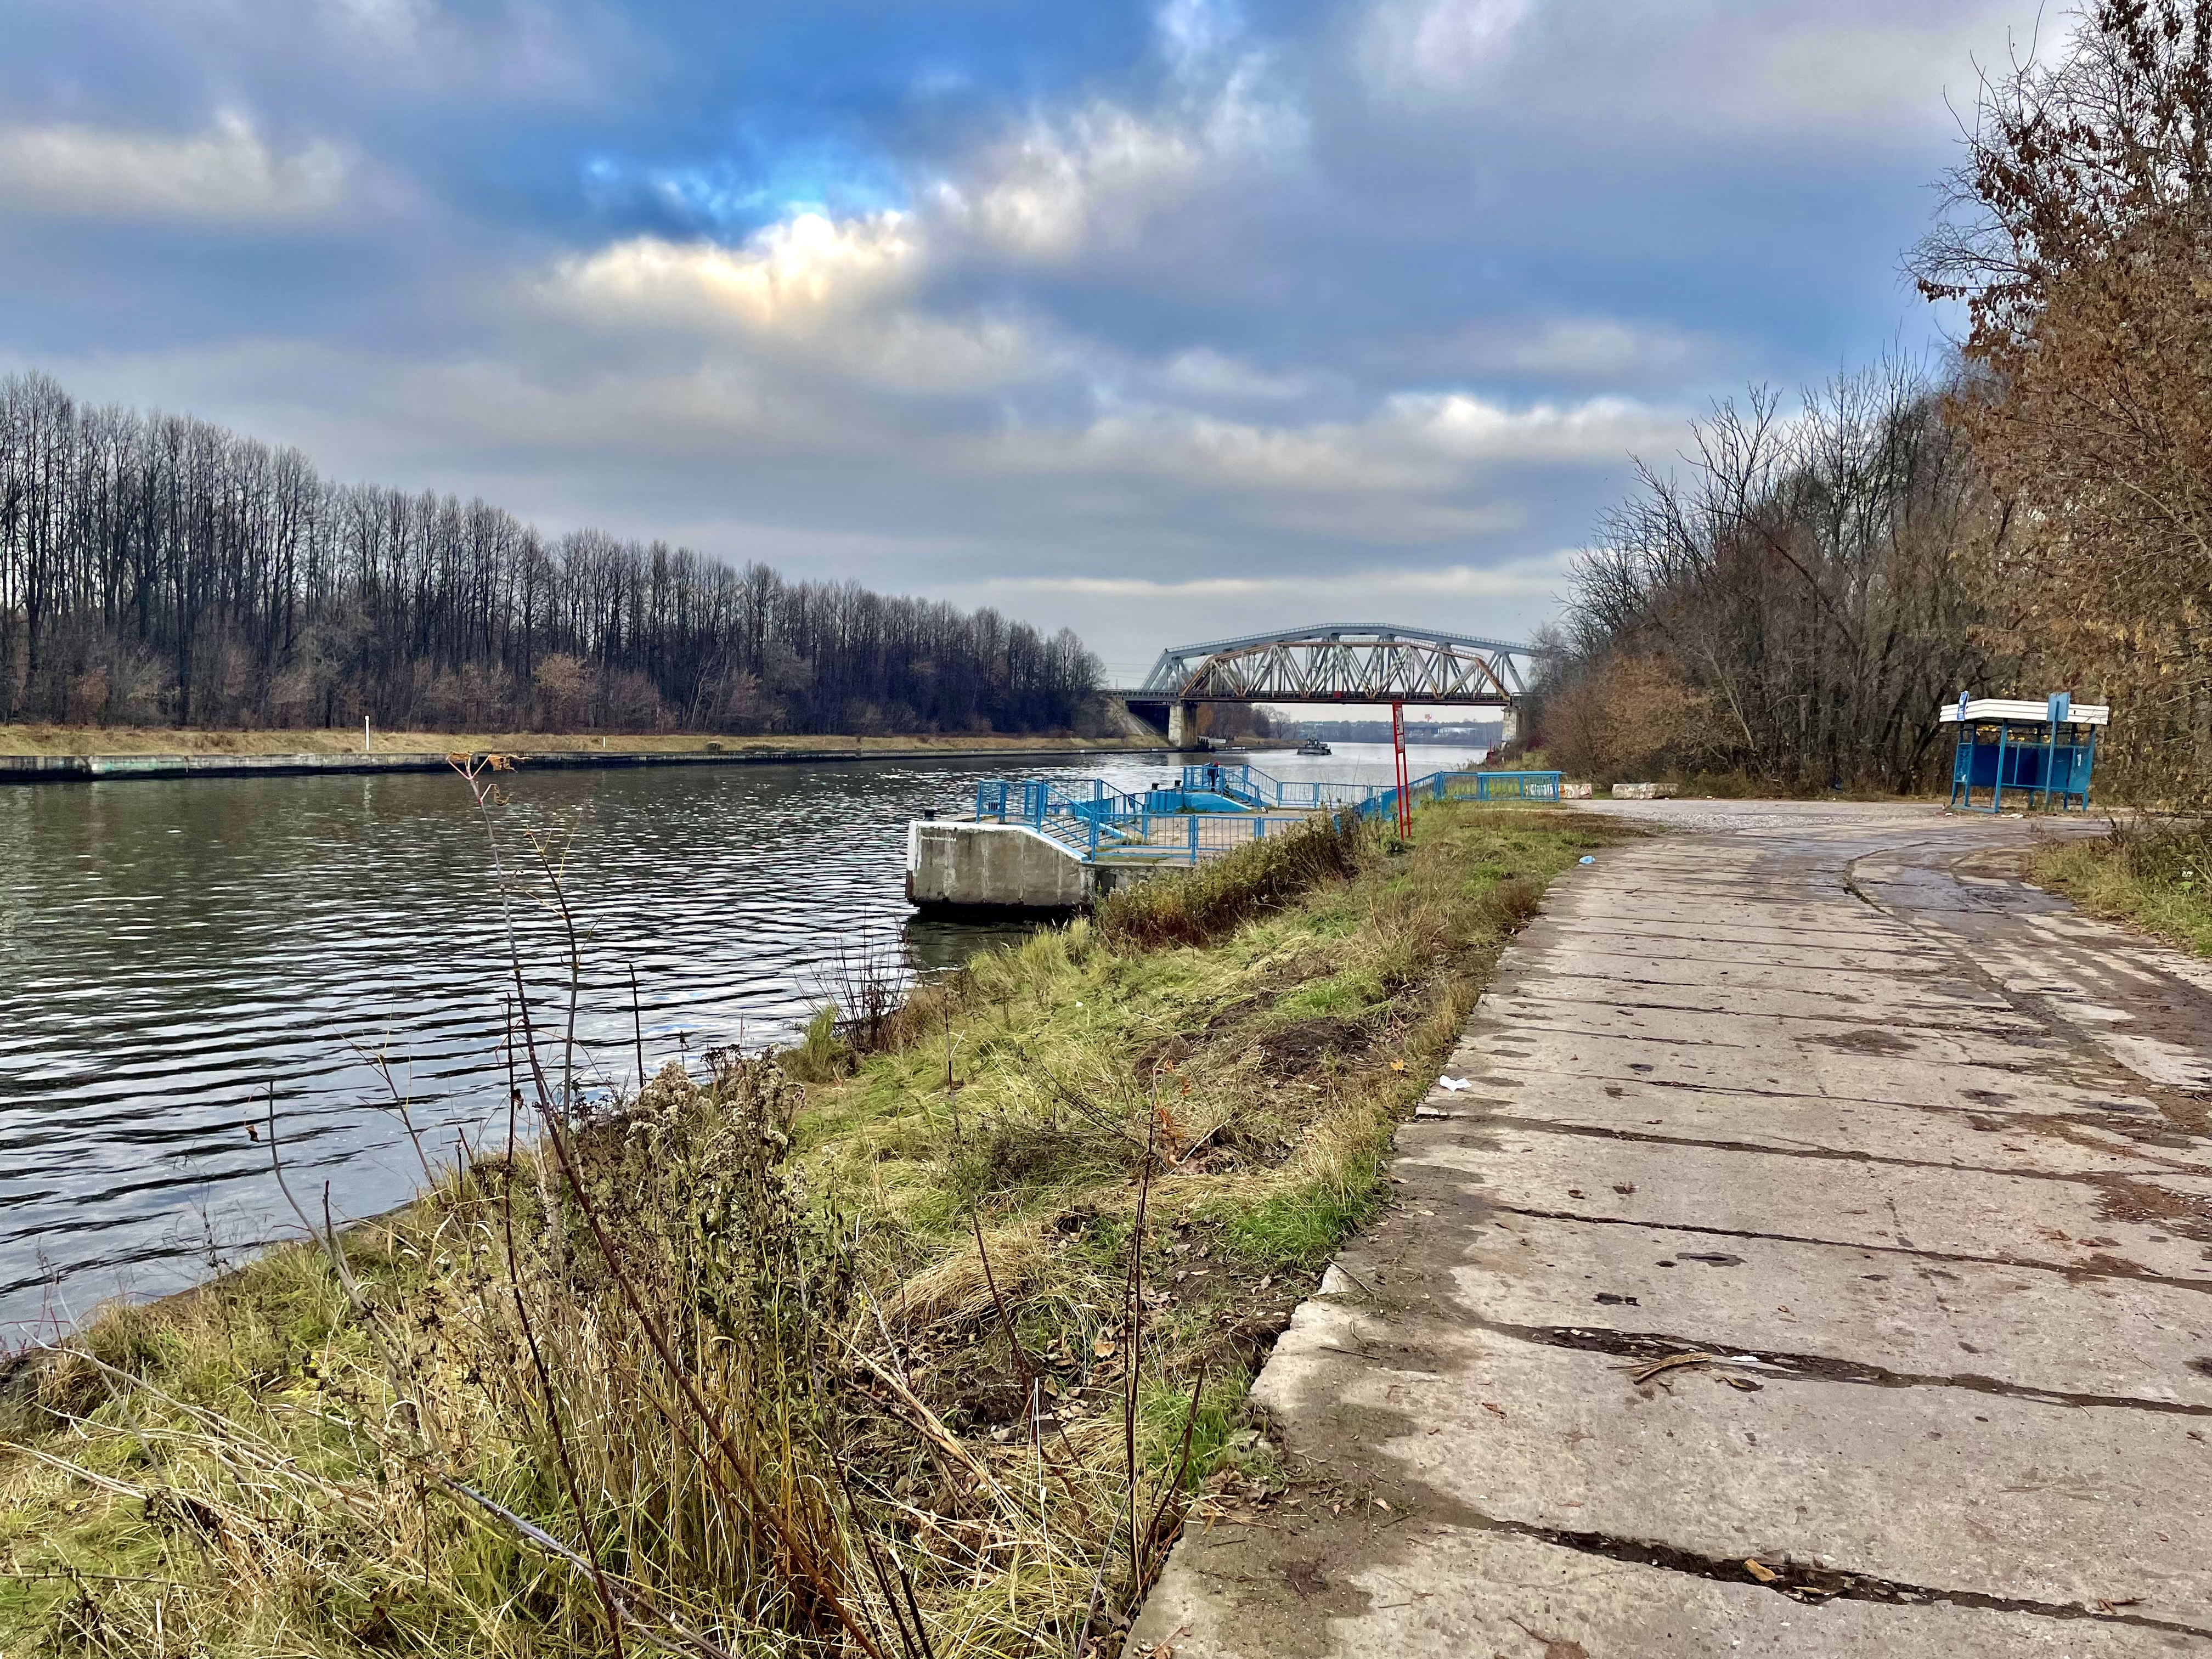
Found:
0,742 -> 1483,1327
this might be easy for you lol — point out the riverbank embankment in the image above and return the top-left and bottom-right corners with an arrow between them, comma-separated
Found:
0,727 -> 1177,785
0,797 -> 1628,1655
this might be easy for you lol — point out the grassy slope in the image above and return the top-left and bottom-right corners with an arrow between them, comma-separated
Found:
0,724 -> 1158,758
2030,822 -> 2212,957
0,800 -> 1630,1656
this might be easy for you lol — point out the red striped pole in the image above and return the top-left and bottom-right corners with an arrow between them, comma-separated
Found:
1392,701 -> 1411,840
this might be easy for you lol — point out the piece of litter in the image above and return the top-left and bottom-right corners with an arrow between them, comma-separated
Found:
1744,1559 -> 1779,1584
1578,855 -> 1596,865
1437,1076 -> 1471,1092
1727,1355 -> 1764,1365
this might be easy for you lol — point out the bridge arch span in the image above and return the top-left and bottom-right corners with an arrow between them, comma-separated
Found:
1121,623 -> 1543,749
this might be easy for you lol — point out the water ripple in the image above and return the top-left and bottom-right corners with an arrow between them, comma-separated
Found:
0,743 -> 1464,1328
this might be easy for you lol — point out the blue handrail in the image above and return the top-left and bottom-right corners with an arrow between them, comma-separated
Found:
967,768 -> 1564,863
1178,763 -> 1562,814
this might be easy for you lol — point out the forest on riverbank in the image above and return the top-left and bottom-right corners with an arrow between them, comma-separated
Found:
0,375 -> 1100,740
1539,0 -> 2212,809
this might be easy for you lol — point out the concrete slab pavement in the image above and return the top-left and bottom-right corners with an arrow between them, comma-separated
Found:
1131,801 -> 2212,1658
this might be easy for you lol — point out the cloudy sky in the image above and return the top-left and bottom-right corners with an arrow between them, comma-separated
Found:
0,0 -> 2042,676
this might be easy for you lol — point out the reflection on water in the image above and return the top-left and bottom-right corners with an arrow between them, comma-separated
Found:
0,742 -> 1482,1327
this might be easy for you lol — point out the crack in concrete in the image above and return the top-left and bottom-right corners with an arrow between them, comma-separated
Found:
1503,973 -> 1993,1015
1451,1073 -> 2190,1158
1459,1059 -> 2178,1127
1461,1113 -> 2212,1184
1481,1004 -> 2063,1045
1442,1510 -> 2212,1636
1491,1204 -> 2212,1293
1429,1314 -> 2212,1417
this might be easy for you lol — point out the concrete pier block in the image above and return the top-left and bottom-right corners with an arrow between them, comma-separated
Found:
906,821 -> 1093,911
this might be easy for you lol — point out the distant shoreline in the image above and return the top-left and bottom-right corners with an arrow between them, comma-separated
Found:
0,729 -> 1194,786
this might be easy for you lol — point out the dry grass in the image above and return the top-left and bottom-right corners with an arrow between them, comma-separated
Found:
0,794 -> 1630,1656
0,724 -> 1156,760
2031,818 -> 2212,957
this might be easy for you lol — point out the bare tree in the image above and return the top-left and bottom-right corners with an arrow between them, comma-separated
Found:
1546,360 -> 2007,791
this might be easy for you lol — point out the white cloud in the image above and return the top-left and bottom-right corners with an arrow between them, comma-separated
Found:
940,105 -> 1206,261
1163,348 -> 1310,400
538,218 -> 1068,394
981,554 -> 1572,601
298,0 -> 608,99
0,111 -> 349,223
1361,0 -> 1533,96
1439,318 -> 1708,383
1157,0 -> 1244,76
938,53 -> 1301,263
1010,391 -> 1680,496
1357,1 -> 2029,140
548,215 -> 919,332
1384,391 -> 1684,464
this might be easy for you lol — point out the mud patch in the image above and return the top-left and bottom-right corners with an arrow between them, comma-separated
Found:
1804,1027 -> 1918,1057
2087,1175 -> 2212,1245
1256,1017 -> 1372,1074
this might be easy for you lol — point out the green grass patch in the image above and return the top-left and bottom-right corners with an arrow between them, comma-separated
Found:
1220,1154 -> 1385,1271
0,798 -> 1634,1658
2032,820 -> 2212,957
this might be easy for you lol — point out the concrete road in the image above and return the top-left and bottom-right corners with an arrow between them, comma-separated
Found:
1132,802 -> 2212,1658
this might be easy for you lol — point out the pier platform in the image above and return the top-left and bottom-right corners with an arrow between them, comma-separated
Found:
906,765 -> 1562,913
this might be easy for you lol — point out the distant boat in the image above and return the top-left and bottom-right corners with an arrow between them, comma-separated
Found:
1296,738 -> 1332,756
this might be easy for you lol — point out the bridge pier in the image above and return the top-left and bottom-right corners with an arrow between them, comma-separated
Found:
1166,700 -> 1204,751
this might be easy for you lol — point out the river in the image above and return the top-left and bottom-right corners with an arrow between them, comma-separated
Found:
0,741 -> 1489,1329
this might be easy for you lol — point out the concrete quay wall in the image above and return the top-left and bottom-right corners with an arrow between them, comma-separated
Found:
905,820 -> 1166,913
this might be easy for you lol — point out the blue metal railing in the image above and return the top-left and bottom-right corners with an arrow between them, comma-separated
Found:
1182,763 -> 1562,814
1353,769 -> 1563,823
968,767 -> 1564,864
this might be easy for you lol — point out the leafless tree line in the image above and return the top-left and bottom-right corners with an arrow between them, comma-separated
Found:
1542,360 -> 2008,791
1552,1 -> 2212,803
0,371 -> 1099,735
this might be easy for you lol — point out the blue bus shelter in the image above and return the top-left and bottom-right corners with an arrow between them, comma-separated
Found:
1941,693 -> 2107,812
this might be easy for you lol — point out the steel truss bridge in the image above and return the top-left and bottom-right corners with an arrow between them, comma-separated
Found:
1136,623 -> 1536,703
1118,624 -> 1541,747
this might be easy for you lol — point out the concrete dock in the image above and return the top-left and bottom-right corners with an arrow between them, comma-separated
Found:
1132,800 -> 2212,1658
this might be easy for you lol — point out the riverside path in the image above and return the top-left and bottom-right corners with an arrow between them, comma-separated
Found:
1132,800 -> 2212,1658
